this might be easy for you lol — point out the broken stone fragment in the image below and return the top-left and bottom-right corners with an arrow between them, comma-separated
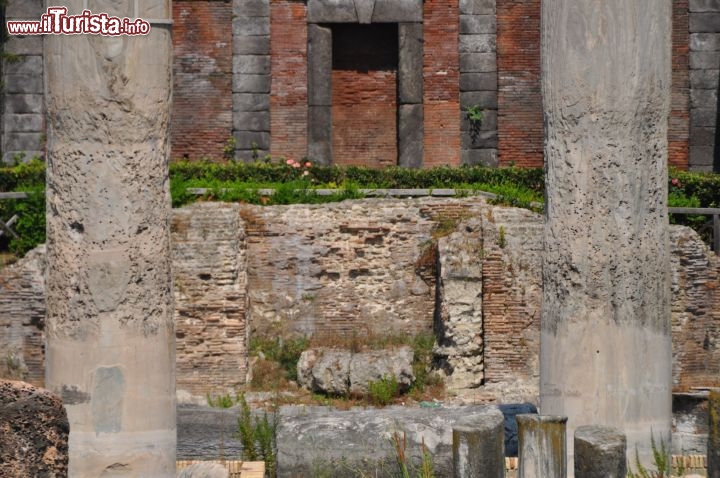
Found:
0,380 -> 69,478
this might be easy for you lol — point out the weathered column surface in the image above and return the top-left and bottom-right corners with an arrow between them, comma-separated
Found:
574,426 -> 626,478
540,0 -> 673,471
44,1 -> 176,476
452,407 -> 504,478
517,414 -> 567,478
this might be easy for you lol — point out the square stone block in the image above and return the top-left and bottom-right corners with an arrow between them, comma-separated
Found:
460,15 -> 496,34
690,13 -> 720,33
233,112 -> 270,132
690,51 -> 720,69
233,0 -> 270,18
233,17 -> 270,36
4,94 -> 43,114
461,148 -> 498,167
460,53 -> 497,73
459,34 -> 496,53
307,106 -> 332,165
308,0 -> 357,23
372,0 -> 422,22
233,55 -> 271,75
234,131 -> 270,150
233,36 -> 270,55
459,0 -> 494,15
690,33 -> 720,51
234,93 -> 270,112
233,74 -> 271,94
460,91 -> 498,109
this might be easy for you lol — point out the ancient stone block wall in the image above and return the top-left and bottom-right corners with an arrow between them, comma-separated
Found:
688,0 -> 720,171
2,0 -> 45,163
459,0 -> 498,167
172,1 -> 233,161
233,0 -> 272,161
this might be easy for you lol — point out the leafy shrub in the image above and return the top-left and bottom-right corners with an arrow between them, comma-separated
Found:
235,393 -> 277,477
627,433 -> 685,478
368,375 -> 399,406
0,158 -> 44,191
0,185 -> 45,256
250,337 -> 309,383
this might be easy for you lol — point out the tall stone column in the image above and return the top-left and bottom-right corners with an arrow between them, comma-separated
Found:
540,0 -> 673,472
44,1 -> 176,476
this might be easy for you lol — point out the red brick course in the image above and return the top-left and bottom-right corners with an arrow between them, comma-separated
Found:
496,0 -> 543,168
332,69 -> 398,167
172,1 -> 233,162
496,0 -> 690,170
423,0 -> 461,167
168,0 -> 692,169
670,0 -> 690,169
270,0 -> 308,161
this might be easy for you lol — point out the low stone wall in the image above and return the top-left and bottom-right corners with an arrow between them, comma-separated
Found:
276,404 -> 500,478
0,197 -> 719,403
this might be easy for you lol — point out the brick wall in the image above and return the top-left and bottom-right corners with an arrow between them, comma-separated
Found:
670,0 -> 691,169
241,199 -> 450,338
172,1 -> 233,161
496,0 -> 693,170
2,201 -> 718,399
332,24 -> 398,168
269,0 -> 308,161
0,247 -> 45,386
670,227 -> 720,390
332,70 -> 398,167
481,207 -> 543,400
172,203 -> 249,397
496,0 -> 543,168
423,0 -> 462,167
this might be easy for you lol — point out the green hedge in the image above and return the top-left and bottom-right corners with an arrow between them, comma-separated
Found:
0,158 -> 45,191
669,168 -> 720,208
169,161 -> 546,192
1,160 -> 718,257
